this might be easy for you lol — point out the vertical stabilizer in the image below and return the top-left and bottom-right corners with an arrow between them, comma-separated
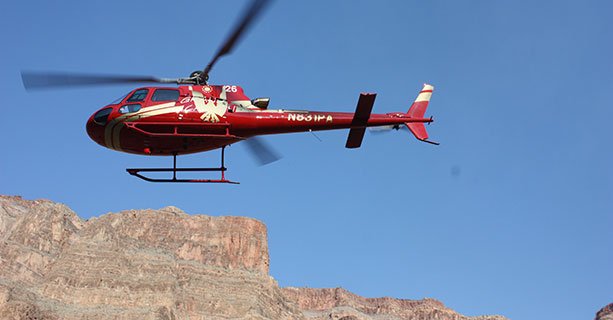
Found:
407,84 -> 434,118
406,84 -> 438,145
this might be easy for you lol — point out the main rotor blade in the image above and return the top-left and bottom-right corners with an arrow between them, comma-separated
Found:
21,71 -> 177,90
243,137 -> 281,166
201,0 -> 271,81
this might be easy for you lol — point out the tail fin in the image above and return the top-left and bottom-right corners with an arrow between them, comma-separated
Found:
408,84 -> 433,118
406,84 -> 439,145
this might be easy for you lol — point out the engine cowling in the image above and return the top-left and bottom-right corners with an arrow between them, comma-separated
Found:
251,97 -> 270,109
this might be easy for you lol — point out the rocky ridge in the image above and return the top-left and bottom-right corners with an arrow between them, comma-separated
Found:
282,287 -> 507,320
0,195 -> 507,319
596,303 -> 613,320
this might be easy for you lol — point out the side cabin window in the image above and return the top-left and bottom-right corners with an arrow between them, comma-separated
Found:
126,89 -> 149,102
118,104 -> 141,114
152,89 -> 180,102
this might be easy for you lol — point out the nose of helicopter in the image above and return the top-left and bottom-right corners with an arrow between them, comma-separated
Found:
86,107 -> 111,147
86,115 -> 104,147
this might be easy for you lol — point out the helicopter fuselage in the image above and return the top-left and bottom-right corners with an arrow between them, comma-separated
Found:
86,84 -> 433,156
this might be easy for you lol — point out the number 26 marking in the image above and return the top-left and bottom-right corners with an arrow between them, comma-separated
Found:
223,85 -> 238,93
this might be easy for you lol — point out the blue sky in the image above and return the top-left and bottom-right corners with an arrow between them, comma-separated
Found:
1,1 -> 611,319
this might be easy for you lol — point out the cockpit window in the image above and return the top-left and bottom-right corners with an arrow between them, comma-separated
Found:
152,89 -> 180,102
119,104 -> 141,114
126,89 -> 149,102
93,107 -> 113,125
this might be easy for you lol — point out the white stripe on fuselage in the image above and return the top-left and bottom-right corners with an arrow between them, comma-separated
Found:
104,102 -> 179,151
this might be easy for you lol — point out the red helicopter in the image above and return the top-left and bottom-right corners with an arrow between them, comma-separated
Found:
21,0 -> 438,184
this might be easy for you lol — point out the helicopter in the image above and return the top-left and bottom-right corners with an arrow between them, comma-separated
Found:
21,0 -> 438,184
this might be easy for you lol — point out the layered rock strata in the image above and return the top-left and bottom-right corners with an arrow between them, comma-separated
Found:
282,287 -> 507,320
0,195 -> 506,320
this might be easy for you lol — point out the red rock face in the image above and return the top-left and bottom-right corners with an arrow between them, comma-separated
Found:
79,207 -> 270,274
0,196 -> 290,319
282,287 -> 507,320
0,195 -> 507,319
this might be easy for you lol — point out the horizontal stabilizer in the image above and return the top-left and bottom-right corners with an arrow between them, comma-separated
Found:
346,127 -> 366,148
346,93 -> 376,148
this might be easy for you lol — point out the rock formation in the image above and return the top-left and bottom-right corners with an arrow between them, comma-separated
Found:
596,303 -> 613,320
0,195 -> 506,319
282,287 -> 508,320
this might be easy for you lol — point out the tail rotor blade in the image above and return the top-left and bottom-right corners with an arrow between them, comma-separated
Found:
368,124 -> 406,134
243,137 -> 281,166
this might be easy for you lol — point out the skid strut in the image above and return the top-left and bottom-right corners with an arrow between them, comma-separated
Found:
126,146 -> 239,184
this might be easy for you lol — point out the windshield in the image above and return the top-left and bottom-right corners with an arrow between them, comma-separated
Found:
127,89 -> 149,102
110,93 -> 129,105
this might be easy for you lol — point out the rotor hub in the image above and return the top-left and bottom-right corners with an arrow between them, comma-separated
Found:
189,71 -> 208,85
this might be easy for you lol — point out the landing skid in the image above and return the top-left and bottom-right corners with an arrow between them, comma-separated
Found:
126,146 -> 239,184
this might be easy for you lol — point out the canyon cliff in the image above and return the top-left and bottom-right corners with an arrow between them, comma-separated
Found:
0,195 -> 507,319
